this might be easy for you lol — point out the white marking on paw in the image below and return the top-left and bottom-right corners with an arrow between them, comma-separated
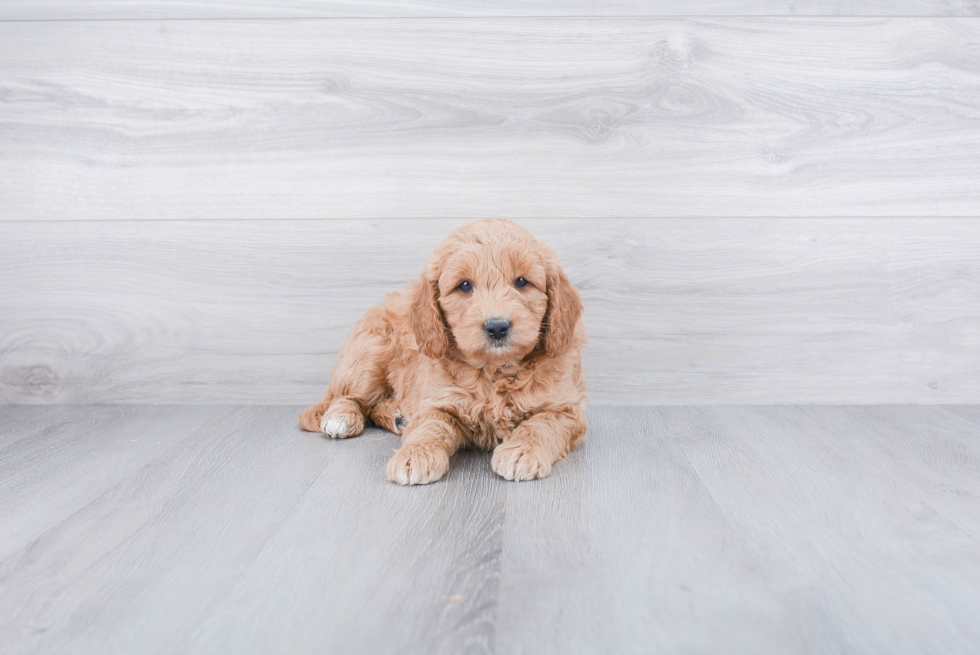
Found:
392,465 -> 412,486
320,415 -> 351,439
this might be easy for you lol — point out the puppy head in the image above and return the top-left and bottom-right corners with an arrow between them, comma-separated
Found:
410,219 -> 582,365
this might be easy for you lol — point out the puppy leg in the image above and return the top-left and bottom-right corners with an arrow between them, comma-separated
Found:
369,396 -> 406,435
386,411 -> 464,485
300,306 -> 393,438
492,411 -> 587,481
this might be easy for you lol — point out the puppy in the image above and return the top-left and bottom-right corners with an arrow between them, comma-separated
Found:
300,219 -> 587,485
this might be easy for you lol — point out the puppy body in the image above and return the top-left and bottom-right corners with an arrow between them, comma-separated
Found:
300,219 -> 587,484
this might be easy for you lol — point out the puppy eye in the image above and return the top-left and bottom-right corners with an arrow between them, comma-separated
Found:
515,277 -> 529,289
457,280 -> 473,293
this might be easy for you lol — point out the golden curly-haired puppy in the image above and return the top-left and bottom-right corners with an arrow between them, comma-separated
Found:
300,219 -> 587,485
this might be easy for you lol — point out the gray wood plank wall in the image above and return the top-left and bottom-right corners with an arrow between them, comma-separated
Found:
2,218 -> 978,405
2,2 -> 978,20
2,19 -> 980,219
1,5 -> 978,405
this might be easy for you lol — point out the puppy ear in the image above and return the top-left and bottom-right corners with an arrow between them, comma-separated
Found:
544,262 -> 583,357
409,276 -> 449,358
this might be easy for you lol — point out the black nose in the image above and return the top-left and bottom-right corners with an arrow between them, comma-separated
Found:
483,318 -> 511,341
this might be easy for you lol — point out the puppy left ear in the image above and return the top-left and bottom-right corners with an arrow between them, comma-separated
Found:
544,261 -> 583,357
409,276 -> 450,359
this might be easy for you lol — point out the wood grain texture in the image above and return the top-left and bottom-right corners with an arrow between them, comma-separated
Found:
497,405 -> 980,654
2,0 -> 978,19
0,406 -> 243,560
496,406 -> 807,654
0,405 -> 505,655
1,404 -> 979,654
2,18 -> 980,220
944,404 -> 980,426
2,217 -> 978,405
653,405 -> 980,653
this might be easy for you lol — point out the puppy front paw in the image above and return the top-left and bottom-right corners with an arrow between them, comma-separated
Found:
386,442 -> 450,485
317,399 -> 365,439
320,415 -> 353,438
491,440 -> 554,481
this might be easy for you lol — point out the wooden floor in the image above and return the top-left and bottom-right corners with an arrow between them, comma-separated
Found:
1,405 -> 978,654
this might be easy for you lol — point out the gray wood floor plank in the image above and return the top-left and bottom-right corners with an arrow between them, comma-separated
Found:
942,404 -> 980,427
3,218 -> 978,405
2,1 -> 976,20
0,406 -> 240,561
184,445 -> 506,655
2,19 -> 979,220
826,405 -> 980,537
0,407 -> 507,655
1,405 -> 980,653
661,406 -> 980,654
495,406 -> 806,654
0,407 -> 325,654
0,405 -> 98,451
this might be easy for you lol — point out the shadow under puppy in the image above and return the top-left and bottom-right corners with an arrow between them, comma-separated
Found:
300,218 -> 587,485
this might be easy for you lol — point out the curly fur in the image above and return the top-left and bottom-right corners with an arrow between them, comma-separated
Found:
300,219 -> 587,485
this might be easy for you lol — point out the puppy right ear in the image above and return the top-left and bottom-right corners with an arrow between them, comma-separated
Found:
409,276 -> 449,358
